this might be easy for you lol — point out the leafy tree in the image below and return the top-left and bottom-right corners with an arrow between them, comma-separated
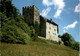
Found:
1,0 -> 19,18
58,35 -> 61,38
60,33 -> 79,51
1,0 -> 35,44
61,33 -> 72,46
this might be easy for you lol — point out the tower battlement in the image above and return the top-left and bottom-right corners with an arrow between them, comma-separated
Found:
23,5 -> 39,11
23,5 -> 40,25
23,5 -> 33,9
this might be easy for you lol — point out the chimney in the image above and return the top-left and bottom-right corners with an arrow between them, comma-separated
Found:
50,18 -> 52,22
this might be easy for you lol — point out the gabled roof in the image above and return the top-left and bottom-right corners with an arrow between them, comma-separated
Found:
46,19 -> 58,26
40,15 -> 58,26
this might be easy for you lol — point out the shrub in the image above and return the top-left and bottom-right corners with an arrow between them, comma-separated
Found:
1,13 -> 32,44
58,41 -> 61,45
71,42 -> 79,51
1,22 -> 31,44
31,34 -> 38,41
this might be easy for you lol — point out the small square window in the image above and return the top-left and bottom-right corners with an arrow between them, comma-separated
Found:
48,31 -> 50,33
54,29 -> 56,31
53,33 -> 54,35
49,27 -> 51,29
53,33 -> 56,35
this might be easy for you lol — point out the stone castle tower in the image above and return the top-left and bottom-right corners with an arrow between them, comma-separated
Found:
23,5 -> 40,25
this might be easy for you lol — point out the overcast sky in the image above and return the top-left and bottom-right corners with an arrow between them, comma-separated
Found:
12,0 -> 79,42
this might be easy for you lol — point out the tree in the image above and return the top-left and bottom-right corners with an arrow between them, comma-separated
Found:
1,0 -> 19,18
58,35 -> 61,38
1,0 -> 32,44
61,33 -> 72,46
60,33 -> 79,51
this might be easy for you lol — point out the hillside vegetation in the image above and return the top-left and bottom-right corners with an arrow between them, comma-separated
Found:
1,41 -> 79,56
1,0 -> 37,44
0,1 -> 79,56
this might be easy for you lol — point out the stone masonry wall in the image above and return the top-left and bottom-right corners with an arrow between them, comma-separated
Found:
40,16 -> 46,37
23,5 -> 40,26
23,6 -> 34,25
23,5 -> 59,42
34,6 -> 40,24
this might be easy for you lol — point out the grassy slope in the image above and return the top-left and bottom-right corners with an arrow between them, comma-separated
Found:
1,40 -> 79,56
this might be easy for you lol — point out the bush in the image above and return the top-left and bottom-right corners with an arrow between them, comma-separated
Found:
31,34 -> 38,41
1,22 -> 31,44
1,12 -> 33,44
58,41 -> 61,45
71,42 -> 79,51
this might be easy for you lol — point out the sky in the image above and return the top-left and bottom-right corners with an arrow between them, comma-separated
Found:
12,0 -> 79,42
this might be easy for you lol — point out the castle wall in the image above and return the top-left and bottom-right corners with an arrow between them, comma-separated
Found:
23,5 -> 40,26
22,5 -> 59,42
34,6 -> 40,24
23,6 -> 34,25
40,16 -> 46,37
46,22 -> 59,42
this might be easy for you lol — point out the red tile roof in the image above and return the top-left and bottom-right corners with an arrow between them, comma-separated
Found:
46,19 -> 58,26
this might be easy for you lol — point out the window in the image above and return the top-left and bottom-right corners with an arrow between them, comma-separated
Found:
48,31 -> 50,33
54,29 -> 56,31
53,33 -> 54,35
49,27 -> 51,29
53,33 -> 56,35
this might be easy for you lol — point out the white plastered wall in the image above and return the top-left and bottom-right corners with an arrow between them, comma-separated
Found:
46,22 -> 59,42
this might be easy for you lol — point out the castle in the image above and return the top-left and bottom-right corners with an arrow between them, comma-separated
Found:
22,5 -> 60,42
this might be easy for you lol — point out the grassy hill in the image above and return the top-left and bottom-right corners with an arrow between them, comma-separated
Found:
1,1 -> 79,56
1,40 -> 79,56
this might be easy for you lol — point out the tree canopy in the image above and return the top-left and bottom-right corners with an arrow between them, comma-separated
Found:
0,0 -> 37,44
1,0 -> 19,18
59,32 -> 79,51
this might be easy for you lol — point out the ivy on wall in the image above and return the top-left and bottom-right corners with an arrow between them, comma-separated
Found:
40,16 -> 46,37
34,21 -> 40,36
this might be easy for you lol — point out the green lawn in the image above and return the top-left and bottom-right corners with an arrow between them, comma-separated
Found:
1,40 -> 79,56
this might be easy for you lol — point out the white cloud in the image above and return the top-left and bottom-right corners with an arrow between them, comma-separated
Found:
43,0 -> 53,6
75,3 -> 80,12
53,0 -> 65,18
63,29 -> 67,33
54,10 -> 62,18
40,7 -> 51,17
42,0 -> 65,18
63,21 -> 78,29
